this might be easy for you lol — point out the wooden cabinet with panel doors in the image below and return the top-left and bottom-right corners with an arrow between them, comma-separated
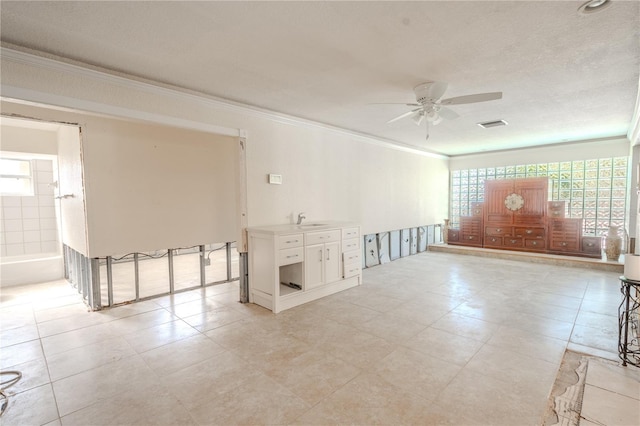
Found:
448,177 -> 601,258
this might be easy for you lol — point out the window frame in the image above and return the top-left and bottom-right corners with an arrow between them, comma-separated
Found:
0,157 -> 35,196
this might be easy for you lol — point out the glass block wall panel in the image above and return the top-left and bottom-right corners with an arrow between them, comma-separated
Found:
450,156 -> 628,236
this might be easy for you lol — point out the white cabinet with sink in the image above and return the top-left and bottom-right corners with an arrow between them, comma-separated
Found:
247,222 -> 361,313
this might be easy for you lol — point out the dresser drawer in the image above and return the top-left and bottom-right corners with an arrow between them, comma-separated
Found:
278,247 -> 304,266
548,201 -> 565,218
548,209 -> 565,218
342,227 -> 360,240
278,234 -> 303,249
548,201 -> 565,210
470,202 -> 484,217
514,227 -> 545,239
582,236 -> 602,254
486,226 -> 512,236
550,240 -> 579,251
485,236 -> 503,246
343,250 -> 360,265
343,262 -> 361,279
342,238 -> 360,252
306,230 -> 341,245
504,237 -> 523,248
461,234 -> 482,244
525,239 -> 546,250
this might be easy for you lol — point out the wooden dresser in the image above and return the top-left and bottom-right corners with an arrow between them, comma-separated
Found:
449,177 -> 601,258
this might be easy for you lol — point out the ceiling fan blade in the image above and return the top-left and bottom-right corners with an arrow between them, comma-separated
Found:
386,107 -> 422,124
369,102 -> 421,107
438,106 -> 459,120
440,92 -> 502,105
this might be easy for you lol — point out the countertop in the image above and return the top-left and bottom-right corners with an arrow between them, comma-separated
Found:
247,221 -> 358,235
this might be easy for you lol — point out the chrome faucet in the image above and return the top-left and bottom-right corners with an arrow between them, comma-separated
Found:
297,212 -> 306,225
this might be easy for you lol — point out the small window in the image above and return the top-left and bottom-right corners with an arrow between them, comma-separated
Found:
0,158 -> 34,196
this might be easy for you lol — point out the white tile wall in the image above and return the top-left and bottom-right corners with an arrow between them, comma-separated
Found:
1,159 -> 60,257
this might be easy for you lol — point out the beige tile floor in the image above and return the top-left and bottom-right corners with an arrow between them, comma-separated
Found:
580,357 -> 640,426
0,251 -> 636,425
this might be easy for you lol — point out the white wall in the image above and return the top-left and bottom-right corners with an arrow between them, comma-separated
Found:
449,137 -> 630,170
1,103 -> 240,257
0,50 -> 450,251
56,125 -> 89,255
80,119 -> 238,256
244,120 -> 448,234
0,125 -> 57,154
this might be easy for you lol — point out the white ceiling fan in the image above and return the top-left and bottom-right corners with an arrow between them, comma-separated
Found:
382,81 -> 503,139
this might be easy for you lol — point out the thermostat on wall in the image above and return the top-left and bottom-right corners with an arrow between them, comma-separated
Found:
268,174 -> 282,185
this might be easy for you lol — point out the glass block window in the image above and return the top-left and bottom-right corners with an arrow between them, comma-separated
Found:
0,158 -> 34,196
450,156 -> 629,236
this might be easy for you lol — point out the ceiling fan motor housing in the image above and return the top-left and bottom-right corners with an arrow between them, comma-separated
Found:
414,81 -> 447,104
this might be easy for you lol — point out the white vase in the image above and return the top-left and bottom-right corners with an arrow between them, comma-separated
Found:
443,219 -> 450,244
605,225 -> 622,261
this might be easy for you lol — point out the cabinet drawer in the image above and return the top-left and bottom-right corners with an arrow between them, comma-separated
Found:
343,262 -> 361,279
504,237 -> 523,248
461,234 -> 481,243
525,239 -> 546,250
342,237 -> 360,252
278,247 -> 304,266
448,229 -> 460,242
485,236 -> 503,246
343,250 -> 360,265
550,240 -> 579,251
514,227 -> 545,239
486,226 -> 512,236
548,201 -> 565,210
582,236 -> 602,253
278,234 -> 303,249
342,227 -> 360,240
548,201 -> 565,218
550,219 -> 582,233
470,202 -> 484,217
306,230 -> 341,245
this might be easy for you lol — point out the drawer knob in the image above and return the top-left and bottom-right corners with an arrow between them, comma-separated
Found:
496,228 -> 501,232
526,230 -> 533,234
562,242 -> 567,246
587,243 -> 594,247
532,241 -> 537,246
511,239 -> 517,244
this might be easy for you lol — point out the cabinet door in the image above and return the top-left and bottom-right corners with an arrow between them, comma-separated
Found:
304,244 -> 324,290
483,180 -> 514,223
324,241 -> 341,283
513,178 -> 547,225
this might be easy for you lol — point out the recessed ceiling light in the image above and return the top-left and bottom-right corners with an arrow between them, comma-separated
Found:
477,120 -> 508,129
578,0 -> 612,15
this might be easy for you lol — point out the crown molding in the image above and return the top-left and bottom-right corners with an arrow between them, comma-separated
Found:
0,46 -> 447,160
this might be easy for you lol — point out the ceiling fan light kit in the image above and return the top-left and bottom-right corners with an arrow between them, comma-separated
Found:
382,81 -> 503,140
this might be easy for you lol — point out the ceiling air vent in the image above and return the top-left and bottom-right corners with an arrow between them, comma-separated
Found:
477,120 -> 508,129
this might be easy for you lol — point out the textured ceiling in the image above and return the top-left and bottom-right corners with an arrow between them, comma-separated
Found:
1,1 -> 639,156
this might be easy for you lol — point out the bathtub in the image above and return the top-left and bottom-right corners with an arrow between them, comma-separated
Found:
0,253 -> 64,287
